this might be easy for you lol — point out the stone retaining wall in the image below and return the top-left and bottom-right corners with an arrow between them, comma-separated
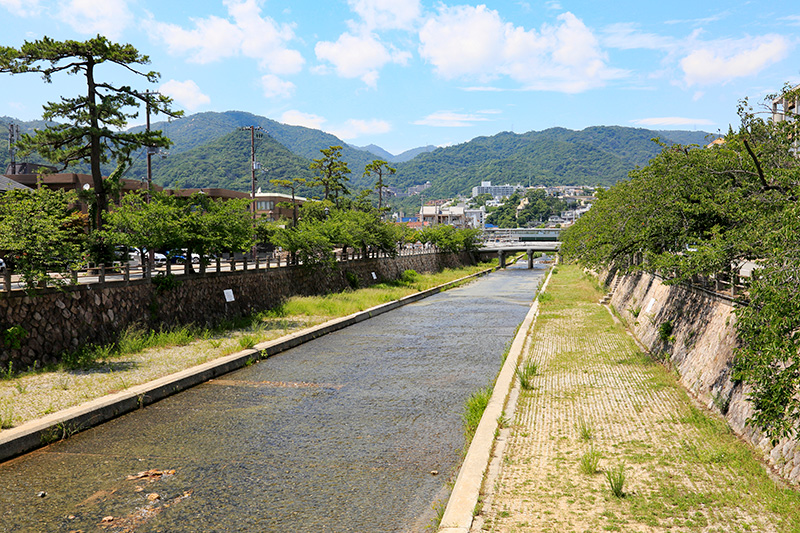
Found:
606,270 -> 800,484
0,252 -> 474,372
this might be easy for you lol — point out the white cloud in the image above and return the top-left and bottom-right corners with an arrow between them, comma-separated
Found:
347,0 -> 421,31
681,35 -> 791,86
59,0 -> 133,39
261,74 -> 295,99
413,111 -> 491,127
331,118 -> 392,140
602,23 -> 675,51
159,80 -> 210,111
153,0 -> 303,74
0,0 -> 42,17
418,7 -> 624,93
280,110 -> 327,130
632,117 -> 715,126
315,31 -> 410,87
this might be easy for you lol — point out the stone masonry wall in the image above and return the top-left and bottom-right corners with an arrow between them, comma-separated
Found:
0,252 -> 475,372
606,270 -> 800,484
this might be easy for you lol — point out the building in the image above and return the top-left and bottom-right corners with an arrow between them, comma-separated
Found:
419,204 -> 467,227
0,175 -> 31,192
465,206 -> 486,228
252,191 -> 308,222
407,181 -> 431,195
471,181 -> 524,199
772,86 -> 799,123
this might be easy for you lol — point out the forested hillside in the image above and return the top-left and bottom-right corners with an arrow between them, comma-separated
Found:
391,127 -> 711,197
2,111 -> 714,198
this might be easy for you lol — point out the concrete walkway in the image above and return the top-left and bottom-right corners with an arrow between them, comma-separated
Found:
446,265 -> 800,533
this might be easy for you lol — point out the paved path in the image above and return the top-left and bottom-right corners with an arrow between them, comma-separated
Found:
473,267 -> 799,532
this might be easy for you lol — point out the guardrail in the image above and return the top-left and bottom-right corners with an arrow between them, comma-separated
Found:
0,245 -> 443,295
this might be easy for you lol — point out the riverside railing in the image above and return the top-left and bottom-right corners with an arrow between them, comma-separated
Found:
0,245 -> 443,295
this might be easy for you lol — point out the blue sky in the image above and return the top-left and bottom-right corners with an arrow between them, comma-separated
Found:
1,0 -> 798,154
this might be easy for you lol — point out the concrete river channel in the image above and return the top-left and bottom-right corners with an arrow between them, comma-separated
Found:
0,263 -> 545,532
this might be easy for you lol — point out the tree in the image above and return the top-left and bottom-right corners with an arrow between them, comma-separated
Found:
269,176 -> 306,227
0,187 -> 86,289
364,159 -> 396,213
310,145 -> 351,205
0,35 -> 182,236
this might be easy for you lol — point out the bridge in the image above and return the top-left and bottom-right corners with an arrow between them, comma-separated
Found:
479,227 -> 562,268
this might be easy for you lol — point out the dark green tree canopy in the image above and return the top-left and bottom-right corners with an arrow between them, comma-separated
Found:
0,35 -> 182,234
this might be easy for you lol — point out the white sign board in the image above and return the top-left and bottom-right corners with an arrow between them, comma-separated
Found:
224,289 -> 235,302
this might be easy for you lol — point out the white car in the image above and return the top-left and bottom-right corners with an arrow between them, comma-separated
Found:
0,258 -> 6,272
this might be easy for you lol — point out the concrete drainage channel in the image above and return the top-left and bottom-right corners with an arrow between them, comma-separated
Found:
438,266 -> 554,533
0,264 -> 502,463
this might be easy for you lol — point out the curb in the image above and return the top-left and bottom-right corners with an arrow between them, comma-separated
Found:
438,266 -> 554,533
0,265 -> 499,464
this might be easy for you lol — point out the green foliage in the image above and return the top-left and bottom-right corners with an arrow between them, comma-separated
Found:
310,145 -> 351,204
658,321 -> 674,343
416,225 -> 481,253
364,159 -> 396,211
104,191 -> 253,261
0,187 -> 86,289
345,271 -> 359,289
515,360 -> 538,390
1,325 -> 28,350
151,273 -> 182,294
606,463 -> 627,498
0,35 -> 181,231
400,269 -> 420,284
463,386 -> 492,442
580,447 -> 602,475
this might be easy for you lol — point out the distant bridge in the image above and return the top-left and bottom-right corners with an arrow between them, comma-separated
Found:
479,227 -> 562,268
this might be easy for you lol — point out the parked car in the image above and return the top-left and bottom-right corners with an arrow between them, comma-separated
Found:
138,249 -> 167,266
0,258 -> 5,273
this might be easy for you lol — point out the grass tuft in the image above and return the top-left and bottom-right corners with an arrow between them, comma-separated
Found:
463,386 -> 492,443
580,446 -> 602,475
577,416 -> 594,441
606,463 -> 626,498
515,360 -> 538,389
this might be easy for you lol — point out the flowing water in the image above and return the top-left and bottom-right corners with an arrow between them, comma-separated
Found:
0,264 -> 545,532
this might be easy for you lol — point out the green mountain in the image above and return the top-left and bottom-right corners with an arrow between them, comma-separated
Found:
390,127 -> 713,197
2,111 -> 715,199
128,111 -> 378,189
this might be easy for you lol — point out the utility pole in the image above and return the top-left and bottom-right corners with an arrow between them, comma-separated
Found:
8,123 -> 19,174
241,126 -> 264,259
141,90 -> 160,202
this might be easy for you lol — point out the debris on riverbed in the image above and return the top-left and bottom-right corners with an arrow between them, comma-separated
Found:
125,468 -> 175,481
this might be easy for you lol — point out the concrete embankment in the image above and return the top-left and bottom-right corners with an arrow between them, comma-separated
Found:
605,270 -> 800,484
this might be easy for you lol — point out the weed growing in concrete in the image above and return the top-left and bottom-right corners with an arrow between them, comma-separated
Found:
429,499 -> 447,530
0,403 -> 14,429
580,447 -> 601,475
606,463 -> 626,498
538,292 -> 554,303
577,417 -> 594,441
463,386 -> 492,443
1,361 -> 14,380
515,360 -> 538,389
238,335 -> 256,350
14,381 -> 27,394
658,321 -> 674,343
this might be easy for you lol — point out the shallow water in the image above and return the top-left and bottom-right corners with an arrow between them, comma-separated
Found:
0,264 -> 545,532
